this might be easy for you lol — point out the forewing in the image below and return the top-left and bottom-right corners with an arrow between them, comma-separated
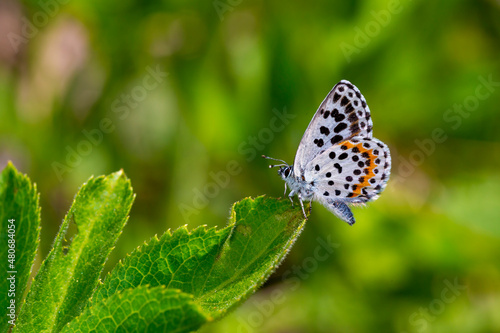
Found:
304,137 -> 391,204
293,80 -> 373,176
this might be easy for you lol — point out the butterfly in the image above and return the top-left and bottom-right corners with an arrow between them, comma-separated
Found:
263,80 -> 391,225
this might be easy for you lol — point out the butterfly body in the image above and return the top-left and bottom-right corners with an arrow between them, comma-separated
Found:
264,80 -> 391,226
278,165 -> 315,202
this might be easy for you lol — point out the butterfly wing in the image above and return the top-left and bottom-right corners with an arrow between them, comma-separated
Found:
323,200 -> 355,225
302,137 -> 391,223
293,80 -> 374,176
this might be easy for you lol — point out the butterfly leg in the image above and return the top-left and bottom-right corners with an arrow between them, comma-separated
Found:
283,182 -> 288,197
288,190 -> 296,207
308,199 -> 313,214
298,194 -> 308,219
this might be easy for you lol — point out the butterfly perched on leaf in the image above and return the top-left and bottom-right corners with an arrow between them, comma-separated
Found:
264,80 -> 391,225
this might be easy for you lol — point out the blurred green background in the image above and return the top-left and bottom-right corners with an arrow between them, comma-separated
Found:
1,0 -> 500,332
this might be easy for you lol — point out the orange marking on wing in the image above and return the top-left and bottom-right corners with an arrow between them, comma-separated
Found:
340,141 -> 356,149
344,141 -> 379,198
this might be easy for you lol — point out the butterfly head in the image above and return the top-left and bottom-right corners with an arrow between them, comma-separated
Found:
278,165 -> 293,180
261,155 -> 293,180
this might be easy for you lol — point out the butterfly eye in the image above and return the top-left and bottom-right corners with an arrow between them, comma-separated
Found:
284,168 -> 290,177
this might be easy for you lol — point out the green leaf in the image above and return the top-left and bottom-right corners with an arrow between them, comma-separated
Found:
196,196 -> 306,315
92,196 -> 306,320
61,286 -> 209,333
0,162 -> 41,333
14,171 -> 135,333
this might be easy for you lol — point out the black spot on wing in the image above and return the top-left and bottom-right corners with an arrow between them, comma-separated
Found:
350,123 -> 360,134
333,163 -> 342,174
331,135 -> 343,145
313,138 -> 324,147
331,108 -> 346,122
333,93 -> 341,103
338,153 -> 348,160
334,123 -> 347,133
320,126 -> 330,136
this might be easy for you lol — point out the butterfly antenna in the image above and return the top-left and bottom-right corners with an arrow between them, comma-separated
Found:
261,155 -> 289,168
